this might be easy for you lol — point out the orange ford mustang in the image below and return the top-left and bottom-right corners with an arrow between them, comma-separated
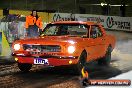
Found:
12,21 -> 116,73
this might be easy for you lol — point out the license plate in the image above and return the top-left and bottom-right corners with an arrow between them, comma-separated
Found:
34,58 -> 49,65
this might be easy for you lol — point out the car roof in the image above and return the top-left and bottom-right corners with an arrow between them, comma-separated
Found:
50,21 -> 97,25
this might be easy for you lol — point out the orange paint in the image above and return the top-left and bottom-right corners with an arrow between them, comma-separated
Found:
12,21 -> 116,66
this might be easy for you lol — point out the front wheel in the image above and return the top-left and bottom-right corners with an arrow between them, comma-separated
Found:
18,63 -> 32,72
98,46 -> 112,66
73,51 -> 87,75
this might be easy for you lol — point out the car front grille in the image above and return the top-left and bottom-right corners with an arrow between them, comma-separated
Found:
23,44 -> 61,53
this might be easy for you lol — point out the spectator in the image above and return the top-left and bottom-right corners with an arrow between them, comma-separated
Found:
25,10 -> 43,37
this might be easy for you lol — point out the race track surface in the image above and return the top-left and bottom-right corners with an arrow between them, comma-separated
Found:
0,30 -> 132,88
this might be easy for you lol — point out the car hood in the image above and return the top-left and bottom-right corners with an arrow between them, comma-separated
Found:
15,36 -> 84,45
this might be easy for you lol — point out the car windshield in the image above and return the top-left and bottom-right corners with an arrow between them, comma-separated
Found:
41,24 -> 89,37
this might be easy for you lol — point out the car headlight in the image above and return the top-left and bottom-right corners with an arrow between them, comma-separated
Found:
13,44 -> 21,51
68,46 -> 75,54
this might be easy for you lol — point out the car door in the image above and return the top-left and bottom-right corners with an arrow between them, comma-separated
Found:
89,25 -> 106,60
81,25 -> 97,62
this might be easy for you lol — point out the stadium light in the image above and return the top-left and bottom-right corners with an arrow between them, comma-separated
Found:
101,2 -> 107,6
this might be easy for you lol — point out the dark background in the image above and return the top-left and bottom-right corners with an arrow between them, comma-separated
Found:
0,0 -> 132,16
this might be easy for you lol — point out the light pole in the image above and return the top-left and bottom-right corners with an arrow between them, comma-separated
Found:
120,0 -> 126,17
74,0 -> 80,13
26,0 -> 27,10
101,2 -> 110,15
9,0 -> 12,9
41,0 -> 44,10
75,0 -> 77,13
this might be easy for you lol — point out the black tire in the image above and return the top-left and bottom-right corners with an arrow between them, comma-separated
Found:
98,46 -> 112,66
73,51 -> 87,75
18,63 -> 32,72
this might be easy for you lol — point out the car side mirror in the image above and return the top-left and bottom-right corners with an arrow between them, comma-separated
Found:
81,35 -> 88,38
90,35 -> 97,39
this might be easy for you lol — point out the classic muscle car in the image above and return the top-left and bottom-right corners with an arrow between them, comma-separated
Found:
12,21 -> 116,73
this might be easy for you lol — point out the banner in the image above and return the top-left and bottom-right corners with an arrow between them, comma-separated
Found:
76,14 -> 132,31
0,31 -> 11,56
51,13 -> 132,31
52,13 -> 77,22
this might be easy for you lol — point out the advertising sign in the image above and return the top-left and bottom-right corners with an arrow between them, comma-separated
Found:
76,14 -> 132,31
105,16 -> 131,31
52,13 -> 132,31
52,13 -> 77,22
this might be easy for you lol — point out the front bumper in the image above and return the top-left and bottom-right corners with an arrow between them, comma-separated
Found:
14,56 -> 79,66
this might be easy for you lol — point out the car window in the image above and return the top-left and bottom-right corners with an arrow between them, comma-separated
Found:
41,24 -> 89,37
68,25 -> 88,36
44,26 -> 57,35
90,25 -> 103,38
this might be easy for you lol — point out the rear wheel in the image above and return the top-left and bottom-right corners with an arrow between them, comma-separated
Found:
18,63 -> 32,72
98,46 -> 112,66
73,51 -> 87,75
